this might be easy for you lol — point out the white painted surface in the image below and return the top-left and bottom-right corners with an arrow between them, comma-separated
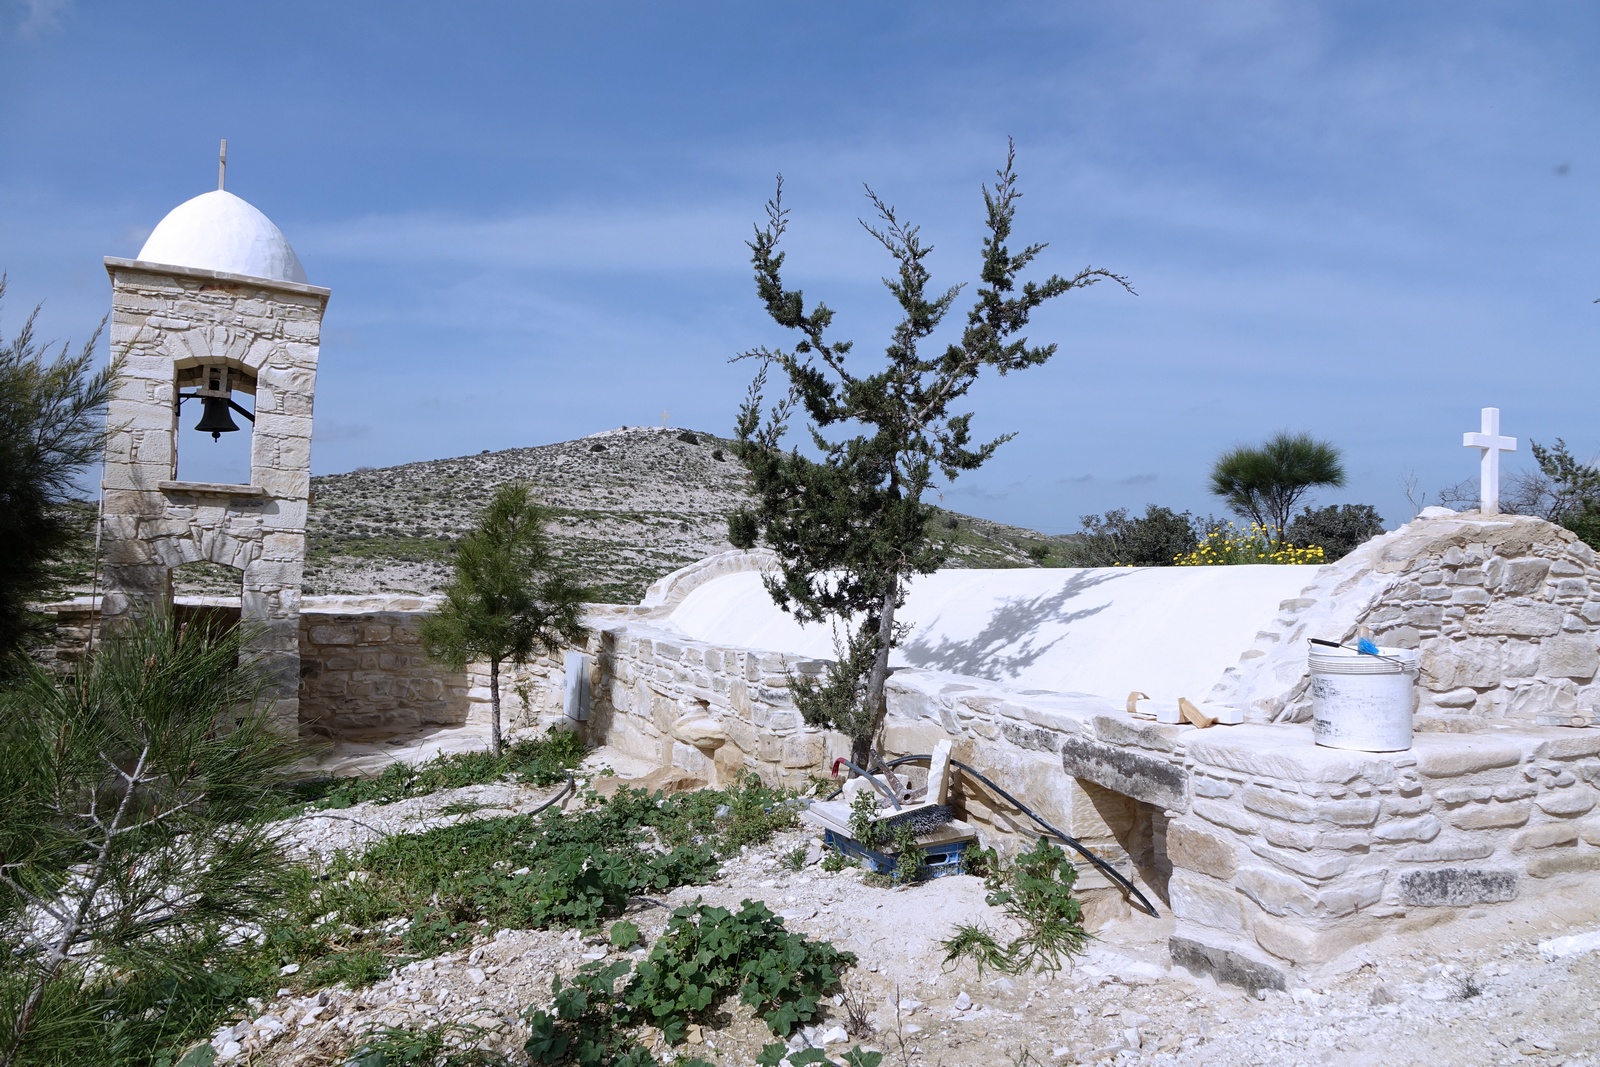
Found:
1462,406 -> 1517,515
137,190 -> 308,283
667,565 -> 1320,703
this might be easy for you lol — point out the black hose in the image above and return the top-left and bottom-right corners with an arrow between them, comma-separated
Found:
845,752 -> 1159,917
829,759 -> 902,809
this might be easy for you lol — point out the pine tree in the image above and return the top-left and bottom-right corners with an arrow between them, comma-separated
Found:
0,614 -> 299,1067
1209,432 -> 1346,541
422,483 -> 589,757
0,276 -> 114,662
729,143 -> 1131,765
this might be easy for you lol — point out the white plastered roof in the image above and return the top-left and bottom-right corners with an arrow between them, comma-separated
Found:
136,190 -> 308,284
666,565 -> 1320,705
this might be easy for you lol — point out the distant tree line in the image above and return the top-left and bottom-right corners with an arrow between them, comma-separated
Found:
1057,431 -> 1385,566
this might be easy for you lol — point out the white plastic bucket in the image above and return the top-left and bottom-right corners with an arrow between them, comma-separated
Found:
1308,644 -> 1419,752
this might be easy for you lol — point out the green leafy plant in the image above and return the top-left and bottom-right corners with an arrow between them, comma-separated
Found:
985,839 -> 1089,972
608,921 -> 640,949
820,849 -> 854,873
625,900 -> 855,1042
523,959 -> 637,1066
782,846 -> 809,871
847,791 -> 884,850
942,839 -> 1090,976
889,822 -> 925,885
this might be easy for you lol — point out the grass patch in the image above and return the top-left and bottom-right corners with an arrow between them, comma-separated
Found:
268,727 -> 587,815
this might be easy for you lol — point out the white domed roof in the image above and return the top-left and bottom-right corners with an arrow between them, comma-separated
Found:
136,190 -> 308,284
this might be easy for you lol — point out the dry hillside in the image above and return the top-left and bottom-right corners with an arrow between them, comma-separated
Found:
281,427 -> 1061,604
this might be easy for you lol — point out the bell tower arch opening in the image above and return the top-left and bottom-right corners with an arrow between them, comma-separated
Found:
173,360 -> 257,486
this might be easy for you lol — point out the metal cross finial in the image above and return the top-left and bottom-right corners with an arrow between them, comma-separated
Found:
1462,407 -> 1517,514
661,410 -> 669,428
218,139 -> 227,191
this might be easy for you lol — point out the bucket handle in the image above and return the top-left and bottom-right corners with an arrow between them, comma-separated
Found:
1309,637 -> 1415,671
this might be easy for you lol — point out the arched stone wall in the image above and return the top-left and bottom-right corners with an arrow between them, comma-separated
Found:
1212,511 -> 1600,729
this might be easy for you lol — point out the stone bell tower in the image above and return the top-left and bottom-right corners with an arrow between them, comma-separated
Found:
100,163 -> 329,734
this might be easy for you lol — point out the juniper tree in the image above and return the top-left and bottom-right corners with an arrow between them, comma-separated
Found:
1209,432 -> 1345,542
0,276 -> 115,661
729,143 -> 1132,765
422,483 -> 589,758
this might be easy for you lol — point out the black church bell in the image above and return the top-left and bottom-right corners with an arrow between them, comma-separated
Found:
194,396 -> 241,440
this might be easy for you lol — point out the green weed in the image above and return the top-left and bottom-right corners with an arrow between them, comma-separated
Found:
347,1020 -> 512,1066
525,900 -> 855,1063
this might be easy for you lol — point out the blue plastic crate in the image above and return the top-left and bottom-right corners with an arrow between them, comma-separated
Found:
823,828 -> 972,882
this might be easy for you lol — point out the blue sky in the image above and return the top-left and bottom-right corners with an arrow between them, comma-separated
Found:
2,1 -> 1595,533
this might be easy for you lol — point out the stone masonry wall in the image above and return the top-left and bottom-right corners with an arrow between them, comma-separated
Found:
298,597 -> 475,738
1214,512 -> 1600,731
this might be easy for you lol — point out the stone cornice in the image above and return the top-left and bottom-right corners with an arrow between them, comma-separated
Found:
104,256 -> 332,300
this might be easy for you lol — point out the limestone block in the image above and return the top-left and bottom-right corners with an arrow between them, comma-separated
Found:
1496,559 -> 1552,595
1420,643 -> 1502,690
1451,802 -> 1531,830
1093,715 -> 1178,753
1412,736 -> 1523,778
1536,734 -> 1600,762
1168,935 -> 1286,994
1235,865 -> 1320,917
1242,787 -> 1316,824
1168,872 -> 1246,934
1373,814 -> 1442,843
1193,776 -> 1234,799
1246,839 -> 1350,881
1513,824 -> 1578,851
1382,794 -> 1433,817
1262,822 -> 1320,851
1252,912 -> 1363,965
1526,850 -> 1600,878
1396,838 -> 1495,862
1166,823 -> 1238,880
1192,798 -> 1260,836
1398,867 -> 1517,906
1059,734 -> 1187,810
1469,602 -> 1562,637
1580,818 -> 1600,846
1430,687 -> 1479,709
1540,636 -> 1599,681
1504,641 -> 1541,678
1535,787 -> 1597,817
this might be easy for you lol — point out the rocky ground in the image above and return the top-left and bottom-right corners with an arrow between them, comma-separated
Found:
211,746 -> 1600,1067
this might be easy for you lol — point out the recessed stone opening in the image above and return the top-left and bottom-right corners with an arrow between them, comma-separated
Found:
1073,779 -> 1173,908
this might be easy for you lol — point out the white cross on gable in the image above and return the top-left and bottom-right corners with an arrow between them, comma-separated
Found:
1462,406 -> 1517,515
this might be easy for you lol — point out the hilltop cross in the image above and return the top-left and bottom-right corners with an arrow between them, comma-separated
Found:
1463,406 -> 1517,515
661,410 -> 669,428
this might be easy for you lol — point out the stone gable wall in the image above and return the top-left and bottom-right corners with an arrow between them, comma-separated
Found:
1213,512 -> 1600,730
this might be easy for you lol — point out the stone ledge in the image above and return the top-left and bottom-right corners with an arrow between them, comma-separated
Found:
104,256 -> 332,299
157,479 -> 267,497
